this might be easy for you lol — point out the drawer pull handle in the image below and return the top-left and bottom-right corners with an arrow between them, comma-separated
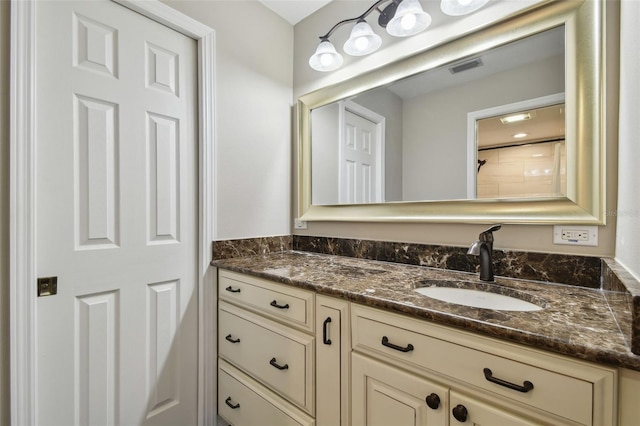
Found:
225,286 -> 241,293
452,404 -> 468,422
381,336 -> 414,353
225,397 -> 240,409
269,357 -> 289,370
483,368 -> 534,393
225,334 -> 240,344
425,393 -> 440,410
270,300 -> 290,310
322,317 -> 332,345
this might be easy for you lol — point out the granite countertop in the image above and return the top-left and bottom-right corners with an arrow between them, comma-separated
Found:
212,250 -> 640,371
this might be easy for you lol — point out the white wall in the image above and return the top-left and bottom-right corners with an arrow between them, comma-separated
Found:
311,103 -> 340,205
615,0 -> 640,279
162,0 -> 293,240
293,0 -> 619,257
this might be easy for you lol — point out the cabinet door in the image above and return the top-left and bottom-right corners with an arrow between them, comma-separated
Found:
352,352 -> 448,426
449,391 -> 539,426
316,296 -> 350,426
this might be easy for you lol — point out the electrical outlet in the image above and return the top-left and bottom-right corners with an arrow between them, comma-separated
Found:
294,219 -> 307,230
553,225 -> 598,246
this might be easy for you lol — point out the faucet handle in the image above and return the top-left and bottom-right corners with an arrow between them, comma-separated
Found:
484,224 -> 501,233
479,224 -> 501,242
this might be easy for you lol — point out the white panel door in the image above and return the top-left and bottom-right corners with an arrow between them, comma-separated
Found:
35,1 -> 198,425
340,110 -> 383,204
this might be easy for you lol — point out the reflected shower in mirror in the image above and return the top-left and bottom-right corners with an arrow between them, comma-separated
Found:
310,26 -> 565,206
475,102 -> 565,199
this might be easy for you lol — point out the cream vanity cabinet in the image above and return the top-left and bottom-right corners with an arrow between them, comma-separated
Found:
351,304 -> 617,426
217,270 -> 316,426
217,270 -> 617,426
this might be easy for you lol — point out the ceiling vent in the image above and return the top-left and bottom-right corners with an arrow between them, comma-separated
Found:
449,57 -> 483,74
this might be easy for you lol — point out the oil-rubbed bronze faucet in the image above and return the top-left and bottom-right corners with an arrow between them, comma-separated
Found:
467,225 -> 501,281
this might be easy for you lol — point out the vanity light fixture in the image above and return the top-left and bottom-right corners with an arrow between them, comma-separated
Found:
386,0 -> 432,37
343,19 -> 383,56
311,0 -> 487,72
441,0 -> 490,16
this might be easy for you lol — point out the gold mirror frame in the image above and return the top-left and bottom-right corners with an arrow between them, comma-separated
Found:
297,0 -> 605,224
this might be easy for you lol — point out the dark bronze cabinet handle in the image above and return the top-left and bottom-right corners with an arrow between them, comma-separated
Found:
425,393 -> 440,410
322,317 -> 332,345
225,397 -> 240,409
452,404 -> 468,422
225,334 -> 240,344
269,357 -> 289,370
225,286 -> 240,293
270,300 -> 290,309
381,336 -> 414,353
483,368 -> 534,393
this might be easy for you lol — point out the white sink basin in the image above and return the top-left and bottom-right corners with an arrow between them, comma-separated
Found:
414,286 -> 543,312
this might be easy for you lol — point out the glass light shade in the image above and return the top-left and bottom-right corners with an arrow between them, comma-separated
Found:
440,0 -> 490,16
343,21 -> 382,56
309,40 -> 344,72
386,0 -> 432,37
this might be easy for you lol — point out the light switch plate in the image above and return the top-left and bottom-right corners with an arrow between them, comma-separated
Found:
553,225 -> 598,246
294,219 -> 307,229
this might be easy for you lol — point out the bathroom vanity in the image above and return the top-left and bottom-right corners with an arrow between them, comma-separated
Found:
214,251 -> 637,426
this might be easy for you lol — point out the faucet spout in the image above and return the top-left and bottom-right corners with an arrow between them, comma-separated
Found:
468,225 -> 501,282
478,243 -> 494,281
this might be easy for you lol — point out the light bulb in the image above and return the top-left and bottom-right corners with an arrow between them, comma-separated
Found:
386,0 -> 431,37
343,20 -> 382,56
401,13 -> 417,30
441,0 -> 490,16
355,36 -> 369,51
309,40 -> 343,71
320,53 -> 333,66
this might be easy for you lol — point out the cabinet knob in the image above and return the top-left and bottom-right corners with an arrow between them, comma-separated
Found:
425,393 -> 440,409
452,404 -> 468,422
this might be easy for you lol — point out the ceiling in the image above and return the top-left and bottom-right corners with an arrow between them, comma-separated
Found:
258,0 -> 333,25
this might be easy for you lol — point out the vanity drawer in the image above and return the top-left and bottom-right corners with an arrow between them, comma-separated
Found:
219,360 -> 315,426
351,304 -> 611,425
219,301 -> 315,414
219,270 -> 315,332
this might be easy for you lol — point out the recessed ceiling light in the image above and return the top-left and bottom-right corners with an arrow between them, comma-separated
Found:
501,113 -> 531,124
513,132 -> 528,138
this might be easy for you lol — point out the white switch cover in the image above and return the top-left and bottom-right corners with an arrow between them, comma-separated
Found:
294,219 -> 307,230
553,225 -> 598,246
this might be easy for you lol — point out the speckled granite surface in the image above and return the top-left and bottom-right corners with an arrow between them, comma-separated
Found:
212,250 -> 640,371
212,236 -> 292,260
293,235 -> 602,288
602,258 -> 640,355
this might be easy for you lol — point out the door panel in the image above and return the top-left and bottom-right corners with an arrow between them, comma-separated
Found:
35,1 -> 198,424
352,352 -> 449,425
340,110 -> 382,204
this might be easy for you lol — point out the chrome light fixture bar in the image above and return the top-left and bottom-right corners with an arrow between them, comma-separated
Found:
309,0 -> 490,72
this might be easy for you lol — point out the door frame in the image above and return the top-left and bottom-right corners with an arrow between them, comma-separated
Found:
9,1 -> 216,424
465,92 -> 565,199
